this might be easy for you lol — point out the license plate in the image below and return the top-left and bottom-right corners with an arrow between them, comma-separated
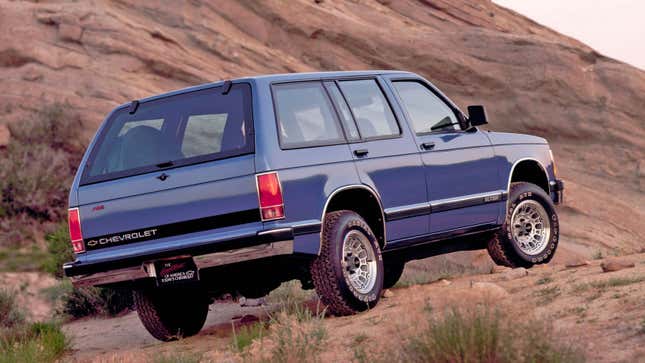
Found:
154,257 -> 199,286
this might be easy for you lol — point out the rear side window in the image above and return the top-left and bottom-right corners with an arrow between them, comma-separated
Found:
338,79 -> 399,139
273,82 -> 344,149
82,83 -> 253,185
393,81 -> 458,133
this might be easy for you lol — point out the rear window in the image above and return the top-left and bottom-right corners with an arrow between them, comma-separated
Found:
81,83 -> 253,185
272,82 -> 344,149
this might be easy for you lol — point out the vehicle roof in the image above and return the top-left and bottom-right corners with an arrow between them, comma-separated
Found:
125,70 -> 415,106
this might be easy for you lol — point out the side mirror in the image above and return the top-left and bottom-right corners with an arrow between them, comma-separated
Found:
467,105 -> 488,126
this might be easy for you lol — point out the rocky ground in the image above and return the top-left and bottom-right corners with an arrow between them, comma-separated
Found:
49,253 -> 645,363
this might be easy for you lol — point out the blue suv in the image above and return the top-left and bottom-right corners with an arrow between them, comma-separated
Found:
63,71 -> 564,341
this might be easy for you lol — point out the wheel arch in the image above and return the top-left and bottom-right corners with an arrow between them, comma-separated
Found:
322,185 -> 386,249
508,158 -> 550,196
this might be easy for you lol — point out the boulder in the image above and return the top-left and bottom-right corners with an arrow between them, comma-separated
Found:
382,289 -> 394,298
0,124 -> 10,147
601,258 -> 635,273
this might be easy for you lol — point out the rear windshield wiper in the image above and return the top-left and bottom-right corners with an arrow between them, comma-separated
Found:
156,160 -> 174,168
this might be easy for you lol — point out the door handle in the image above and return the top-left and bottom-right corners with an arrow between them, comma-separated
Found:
354,149 -> 369,157
420,142 -> 435,150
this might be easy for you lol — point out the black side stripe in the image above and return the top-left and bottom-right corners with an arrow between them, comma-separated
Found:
384,192 -> 507,222
84,209 -> 261,251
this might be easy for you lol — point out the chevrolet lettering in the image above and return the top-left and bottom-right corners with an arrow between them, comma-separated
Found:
86,229 -> 158,247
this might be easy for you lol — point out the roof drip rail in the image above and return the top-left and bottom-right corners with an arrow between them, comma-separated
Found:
128,100 -> 140,114
222,80 -> 233,95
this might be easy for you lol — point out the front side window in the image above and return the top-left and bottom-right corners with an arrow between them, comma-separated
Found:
83,83 -> 252,184
393,81 -> 459,134
273,82 -> 344,148
338,79 -> 400,139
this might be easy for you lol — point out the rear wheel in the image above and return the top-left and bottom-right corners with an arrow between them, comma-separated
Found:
487,182 -> 559,268
310,210 -> 384,316
134,287 -> 209,341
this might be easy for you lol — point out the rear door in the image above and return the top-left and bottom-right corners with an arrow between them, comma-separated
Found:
76,83 -> 260,254
388,78 -> 503,233
329,78 -> 429,243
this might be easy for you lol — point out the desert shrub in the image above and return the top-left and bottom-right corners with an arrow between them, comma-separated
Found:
42,223 -> 73,278
99,286 -> 135,315
0,103 -> 85,247
267,280 -> 318,320
60,286 -> 105,318
0,289 -> 25,329
0,322 -> 69,363
262,312 -> 327,363
0,143 -> 71,221
58,286 -> 134,319
7,103 -> 84,156
388,307 -> 584,363
41,225 -> 134,319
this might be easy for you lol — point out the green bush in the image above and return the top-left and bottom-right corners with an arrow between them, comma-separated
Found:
231,322 -> 267,352
0,322 -> 69,363
42,223 -> 73,278
0,288 -> 68,363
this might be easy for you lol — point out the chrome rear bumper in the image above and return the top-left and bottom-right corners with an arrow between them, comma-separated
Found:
68,240 -> 294,287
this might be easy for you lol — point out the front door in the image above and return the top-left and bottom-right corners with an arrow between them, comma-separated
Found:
388,79 -> 503,234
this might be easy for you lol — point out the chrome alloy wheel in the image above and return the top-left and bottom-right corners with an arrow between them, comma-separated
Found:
341,230 -> 377,294
511,200 -> 551,255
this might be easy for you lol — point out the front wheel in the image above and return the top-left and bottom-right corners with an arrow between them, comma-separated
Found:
487,182 -> 559,268
134,287 -> 209,341
310,210 -> 384,316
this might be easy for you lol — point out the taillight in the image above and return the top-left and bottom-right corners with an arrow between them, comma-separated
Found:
68,208 -> 85,253
256,172 -> 285,221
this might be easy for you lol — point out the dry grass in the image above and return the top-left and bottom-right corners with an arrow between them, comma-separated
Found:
355,306 -> 584,363
0,289 -> 68,363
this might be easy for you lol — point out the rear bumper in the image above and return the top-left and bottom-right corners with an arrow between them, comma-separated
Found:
63,228 -> 294,287
550,179 -> 564,205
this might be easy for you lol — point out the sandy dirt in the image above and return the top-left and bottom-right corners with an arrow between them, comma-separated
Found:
0,272 -> 57,321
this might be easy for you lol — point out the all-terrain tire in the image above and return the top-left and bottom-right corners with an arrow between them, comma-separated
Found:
383,261 -> 405,289
133,287 -> 209,341
487,182 -> 559,268
310,210 -> 384,316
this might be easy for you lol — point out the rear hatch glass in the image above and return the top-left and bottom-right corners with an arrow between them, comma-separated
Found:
81,83 -> 253,185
